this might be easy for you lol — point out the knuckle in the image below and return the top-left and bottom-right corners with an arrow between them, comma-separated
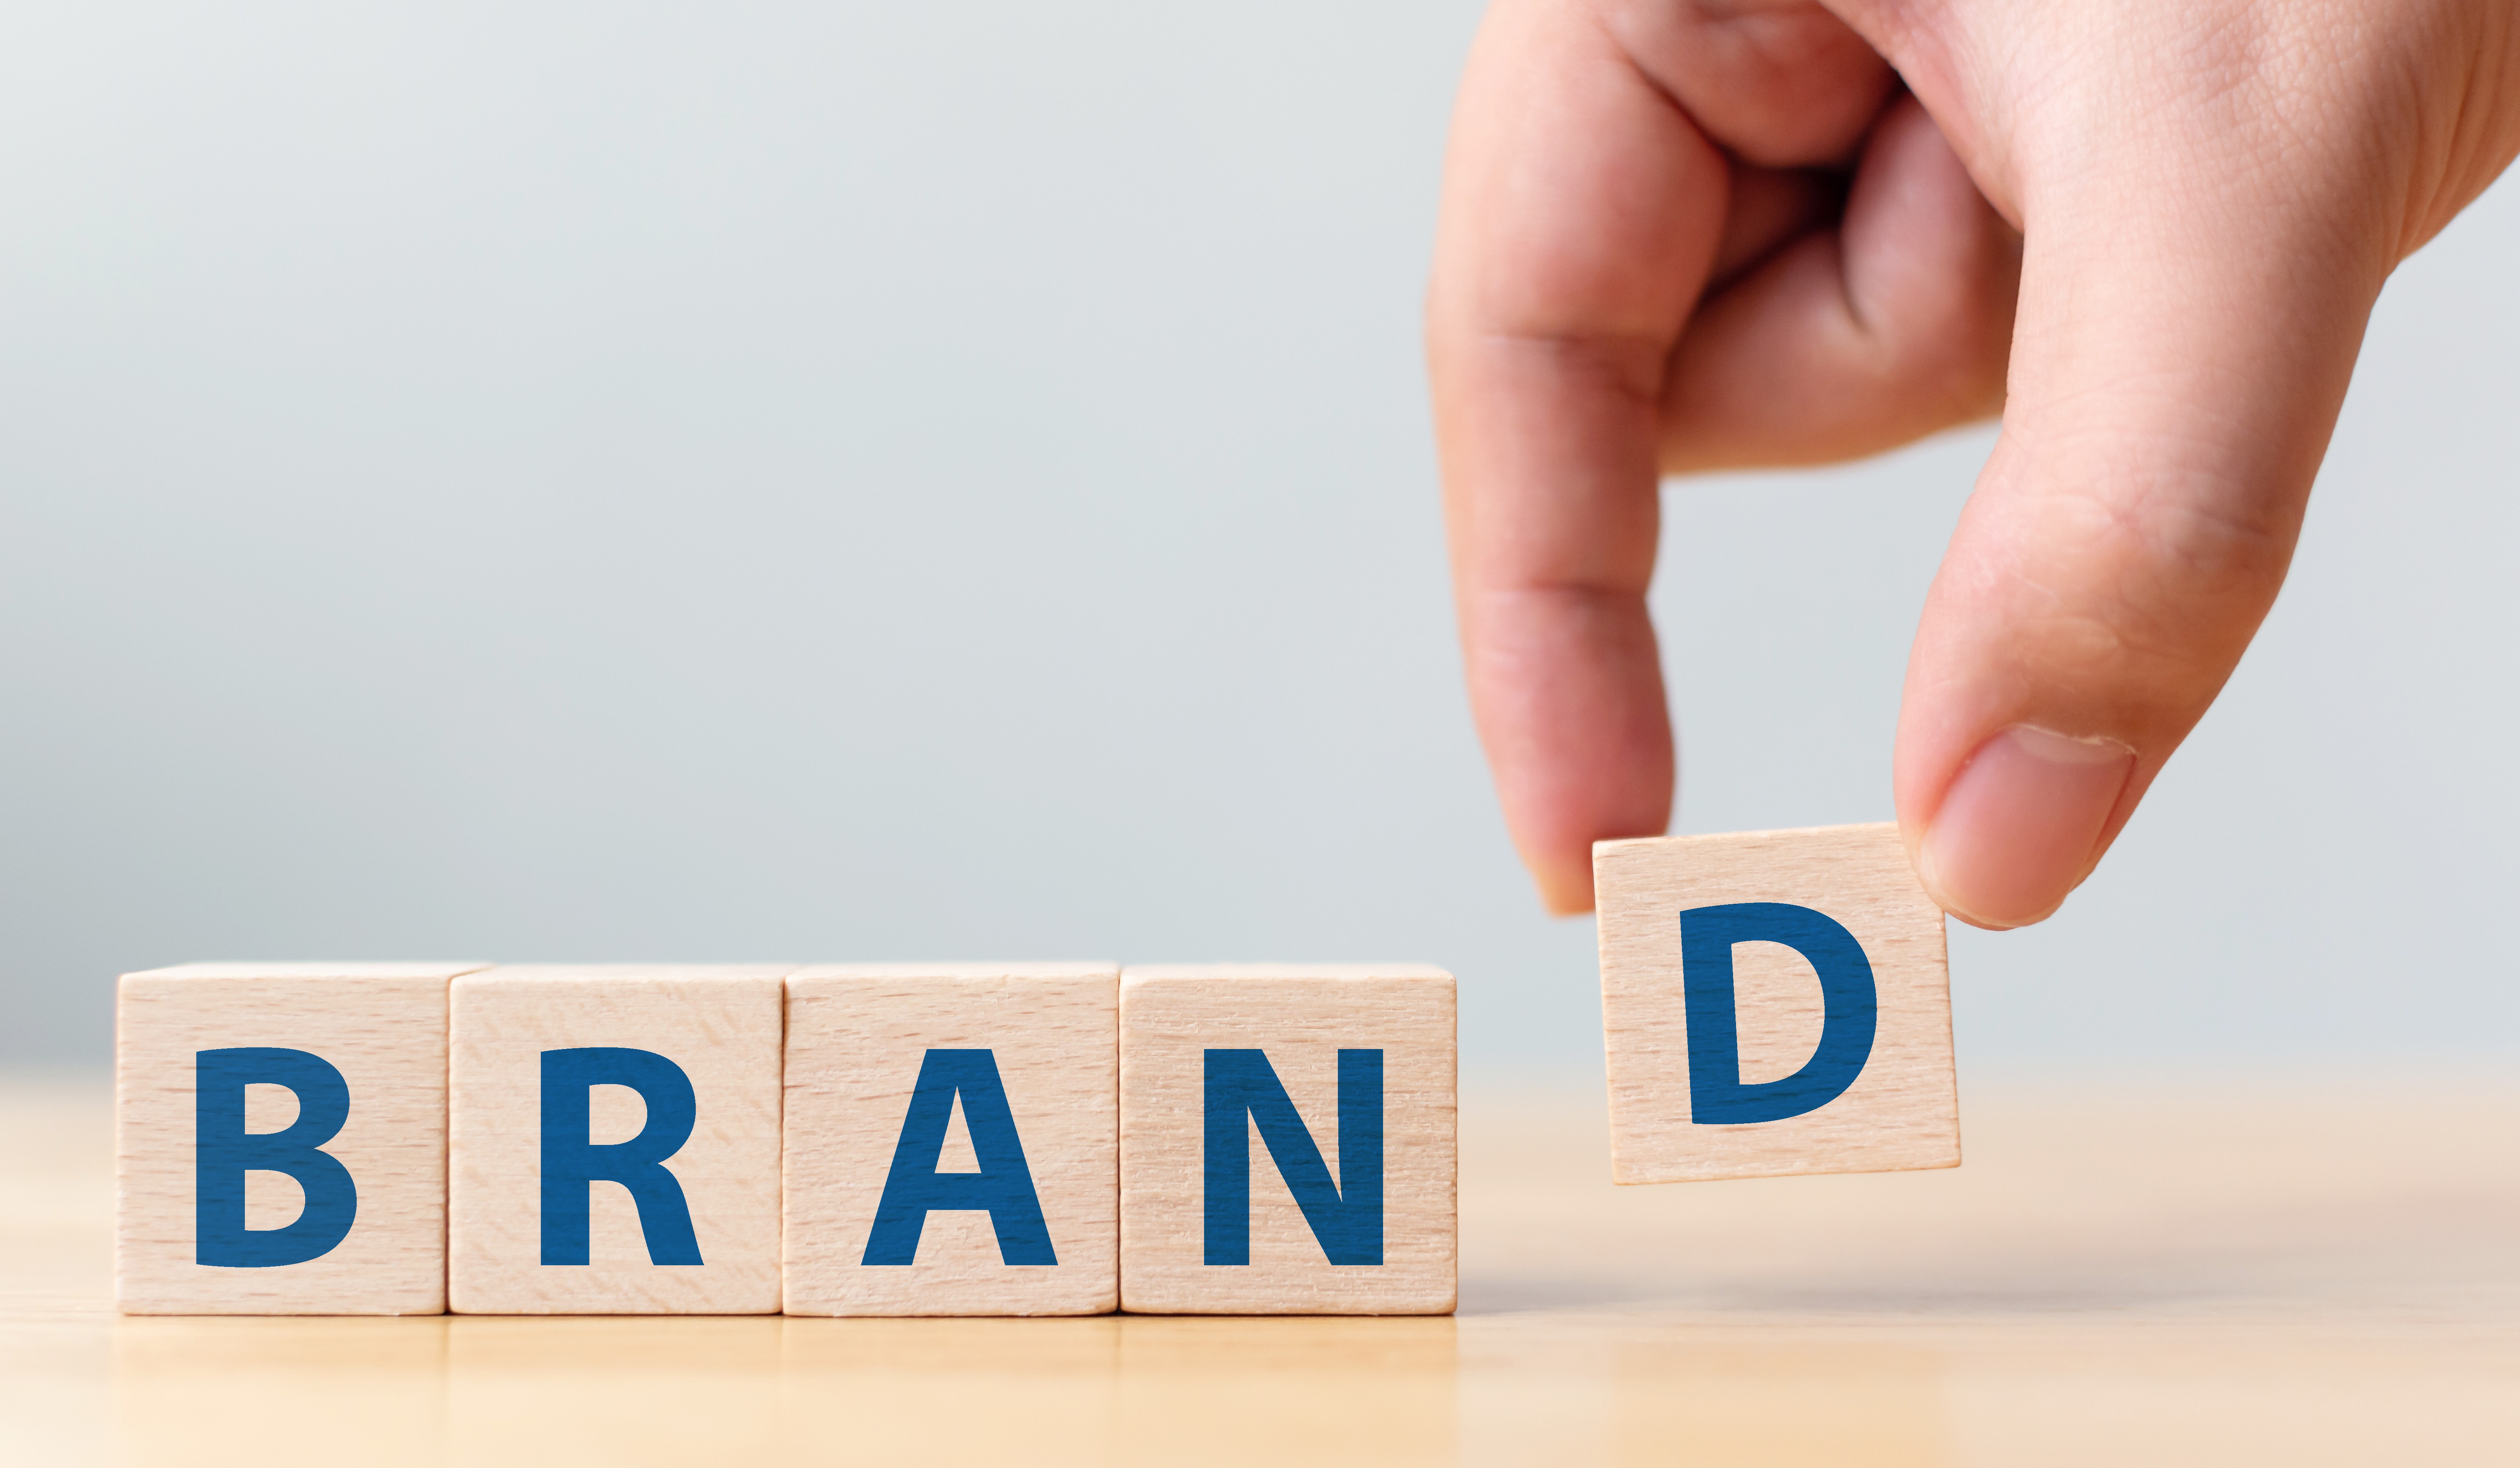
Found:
2002,457 -> 2300,700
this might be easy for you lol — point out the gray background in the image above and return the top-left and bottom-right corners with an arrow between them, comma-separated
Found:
3,0 -> 2514,1075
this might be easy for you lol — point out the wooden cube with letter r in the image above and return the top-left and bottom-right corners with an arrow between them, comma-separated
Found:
448,964 -> 789,1314
1595,822 -> 1959,1183
1117,964 -> 1455,1315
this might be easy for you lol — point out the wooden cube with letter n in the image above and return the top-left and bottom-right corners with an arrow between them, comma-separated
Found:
448,964 -> 790,1314
1117,964 -> 1455,1315
1595,823 -> 1959,1182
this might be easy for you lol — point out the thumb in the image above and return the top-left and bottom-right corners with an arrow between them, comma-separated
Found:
1893,158 -> 2393,929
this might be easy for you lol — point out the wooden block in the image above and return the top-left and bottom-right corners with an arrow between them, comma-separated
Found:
781,963 -> 1118,1316
115,961 -> 488,1315
1595,822 -> 1959,1183
1118,964 -> 1455,1315
448,964 -> 788,1314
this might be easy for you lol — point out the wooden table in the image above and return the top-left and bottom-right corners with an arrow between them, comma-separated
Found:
4,1070 -> 2513,1465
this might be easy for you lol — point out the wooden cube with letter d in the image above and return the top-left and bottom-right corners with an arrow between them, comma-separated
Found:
1117,964 -> 1455,1315
1595,823 -> 1959,1183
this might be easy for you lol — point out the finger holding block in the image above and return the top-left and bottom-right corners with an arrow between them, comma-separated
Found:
449,965 -> 789,1314
781,963 -> 1119,1317
1595,823 -> 1959,1183
116,962 -> 489,1315
1118,965 -> 1456,1316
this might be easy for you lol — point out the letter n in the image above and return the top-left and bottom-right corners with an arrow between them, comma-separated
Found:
1203,1048 -> 1381,1266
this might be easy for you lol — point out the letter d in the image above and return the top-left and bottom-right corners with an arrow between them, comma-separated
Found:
1682,902 -> 1878,1124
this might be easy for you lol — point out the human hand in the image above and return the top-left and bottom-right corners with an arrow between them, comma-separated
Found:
1427,0 -> 2520,925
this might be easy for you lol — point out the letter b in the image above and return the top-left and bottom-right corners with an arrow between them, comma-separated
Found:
195,1047 -> 359,1267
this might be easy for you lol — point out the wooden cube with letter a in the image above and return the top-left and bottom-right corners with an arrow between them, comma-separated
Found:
116,962 -> 489,1314
1595,823 -> 1958,1183
1118,964 -> 1455,1315
449,964 -> 789,1314
781,962 -> 1119,1316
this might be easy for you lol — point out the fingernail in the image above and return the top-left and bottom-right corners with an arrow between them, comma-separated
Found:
1918,725 -> 2134,929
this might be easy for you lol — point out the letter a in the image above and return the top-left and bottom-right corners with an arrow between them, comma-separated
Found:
863,1049 -> 1056,1266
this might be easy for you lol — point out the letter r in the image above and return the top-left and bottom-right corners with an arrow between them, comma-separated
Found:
540,1047 -> 705,1266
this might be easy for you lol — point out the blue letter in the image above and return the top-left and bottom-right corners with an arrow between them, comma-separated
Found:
1682,902 -> 1877,1123
1203,1049 -> 1381,1266
540,1047 -> 703,1266
195,1047 -> 358,1267
863,1049 -> 1055,1266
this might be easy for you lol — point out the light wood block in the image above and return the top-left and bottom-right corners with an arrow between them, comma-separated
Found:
115,961 -> 489,1315
1118,964 -> 1455,1315
781,963 -> 1119,1316
449,964 -> 789,1314
1595,822 -> 1959,1183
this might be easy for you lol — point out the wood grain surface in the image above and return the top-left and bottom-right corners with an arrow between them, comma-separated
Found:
1118,965 -> 1456,1315
1595,824 -> 1958,1183
115,962 -> 488,1315
448,965 -> 789,1315
782,962 -> 1119,1316
16,1071 -> 2520,1465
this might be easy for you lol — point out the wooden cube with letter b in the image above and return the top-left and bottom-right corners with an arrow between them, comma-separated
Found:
1118,964 -> 1455,1315
116,962 -> 489,1314
448,964 -> 790,1314
1595,822 -> 1959,1183
781,962 -> 1120,1316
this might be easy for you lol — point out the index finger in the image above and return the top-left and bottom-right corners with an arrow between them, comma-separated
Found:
1427,0 -> 1880,911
